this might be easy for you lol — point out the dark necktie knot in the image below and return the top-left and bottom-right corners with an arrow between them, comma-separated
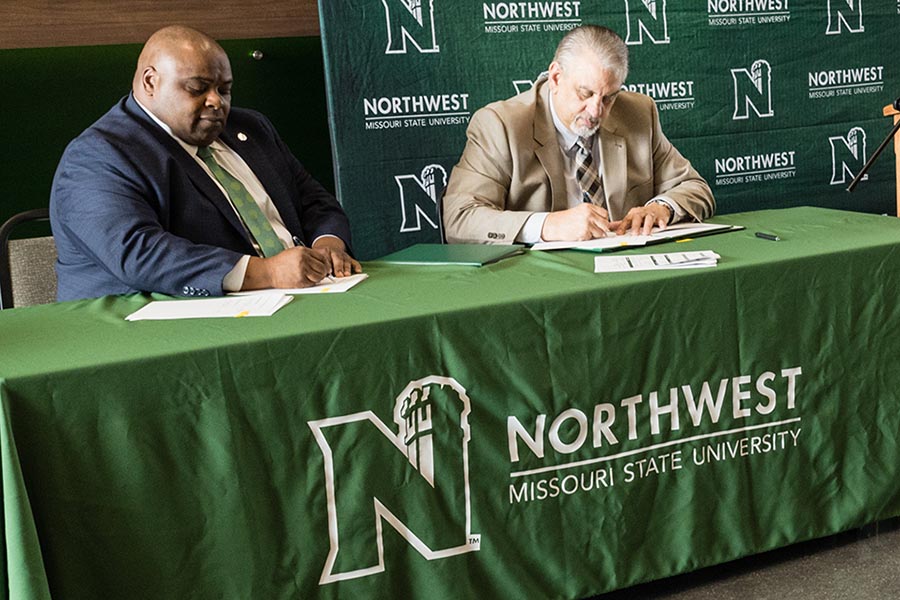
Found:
577,136 -> 593,156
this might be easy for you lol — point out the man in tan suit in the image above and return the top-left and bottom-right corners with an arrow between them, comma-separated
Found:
443,25 -> 714,244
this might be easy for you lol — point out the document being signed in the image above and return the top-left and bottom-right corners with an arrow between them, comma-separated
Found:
531,222 -> 739,252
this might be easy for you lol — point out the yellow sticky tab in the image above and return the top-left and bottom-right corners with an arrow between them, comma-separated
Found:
235,310 -> 250,318
676,238 -> 693,243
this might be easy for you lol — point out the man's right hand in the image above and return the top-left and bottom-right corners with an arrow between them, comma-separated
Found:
241,247 -> 334,290
540,203 -> 611,241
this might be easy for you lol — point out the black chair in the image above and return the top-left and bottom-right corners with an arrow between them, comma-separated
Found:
0,208 -> 57,309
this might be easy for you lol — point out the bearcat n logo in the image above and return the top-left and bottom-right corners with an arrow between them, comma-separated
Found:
309,376 -> 480,584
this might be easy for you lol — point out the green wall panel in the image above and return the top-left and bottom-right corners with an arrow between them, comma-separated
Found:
0,36 -> 334,231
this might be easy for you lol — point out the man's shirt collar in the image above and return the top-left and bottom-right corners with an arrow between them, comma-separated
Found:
548,92 -> 581,153
133,95 -> 221,155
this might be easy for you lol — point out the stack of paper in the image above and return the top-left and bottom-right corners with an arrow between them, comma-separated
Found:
533,222 -> 739,252
231,273 -> 368,296
594,251 -> 720,273
125,294 -> 293,321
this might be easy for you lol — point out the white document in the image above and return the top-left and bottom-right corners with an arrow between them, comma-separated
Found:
230,273 -> 368,296
594,251 -> 721,273
125,294 -> 293,321
532,222 -> 735,252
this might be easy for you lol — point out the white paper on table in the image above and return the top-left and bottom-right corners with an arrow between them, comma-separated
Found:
534,233 -> 654,252
532,222 -> 735,251
594,251 -> 721,273
230,273 -> 368,296
125,294 -> 293,321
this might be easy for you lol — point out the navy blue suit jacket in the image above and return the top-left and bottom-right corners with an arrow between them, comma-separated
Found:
50,94 -> 352,301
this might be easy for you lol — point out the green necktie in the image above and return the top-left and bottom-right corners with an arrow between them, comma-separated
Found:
197,145 -> 285,257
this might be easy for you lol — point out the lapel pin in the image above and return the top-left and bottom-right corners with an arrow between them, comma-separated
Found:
237,132 -> 248,141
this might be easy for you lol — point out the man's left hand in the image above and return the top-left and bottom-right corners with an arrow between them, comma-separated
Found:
311,237 -> 362,278
611,203 -> 672,236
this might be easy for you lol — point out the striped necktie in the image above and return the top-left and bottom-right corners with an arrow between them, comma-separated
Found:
197,145 -> 285,257
575,136 -> 605,207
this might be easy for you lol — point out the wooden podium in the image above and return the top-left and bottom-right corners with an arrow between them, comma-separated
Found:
884,104 -> 900,216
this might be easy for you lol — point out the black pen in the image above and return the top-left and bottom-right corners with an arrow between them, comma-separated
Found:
755,232 -> 780,242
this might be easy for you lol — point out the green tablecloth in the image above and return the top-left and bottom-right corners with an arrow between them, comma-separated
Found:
2,207 -> 900,598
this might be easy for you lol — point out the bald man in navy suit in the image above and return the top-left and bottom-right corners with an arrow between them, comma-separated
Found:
51,25 -> 359,301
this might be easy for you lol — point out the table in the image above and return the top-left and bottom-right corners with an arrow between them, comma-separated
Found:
3,207 -> 900,599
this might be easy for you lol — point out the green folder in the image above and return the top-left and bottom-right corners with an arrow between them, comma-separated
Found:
373,243 -> 525,266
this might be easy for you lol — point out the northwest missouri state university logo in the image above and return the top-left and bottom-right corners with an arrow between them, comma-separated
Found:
623,80 -> 694,111
713,148 -> 797,187
625,0 -> 670,44
363,93 -> 471,131
308,377 -> 480,584
381,0 -> 440,53
829,127 -> 867,185
808,65 -> 885,99
396,164 -> 447,232
482,1 -> 582,34
826,0 -> 863,34
507,367 -> 803,505
731,59 -> 774,120
708,0 -> 791,27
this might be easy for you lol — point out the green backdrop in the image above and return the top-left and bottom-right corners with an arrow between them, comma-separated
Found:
319,0 -> 899,259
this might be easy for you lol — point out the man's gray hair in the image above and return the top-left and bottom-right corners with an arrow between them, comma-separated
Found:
553,25 -> 629,84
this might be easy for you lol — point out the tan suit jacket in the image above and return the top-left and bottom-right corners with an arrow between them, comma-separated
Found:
442,76 -> 715,244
